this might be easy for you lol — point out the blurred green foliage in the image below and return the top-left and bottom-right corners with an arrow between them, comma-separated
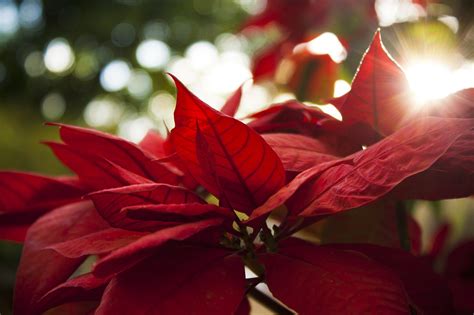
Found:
0,0 -> 247,173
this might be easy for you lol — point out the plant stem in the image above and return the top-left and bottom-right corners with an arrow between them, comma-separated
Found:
248,286 -> 294,314
396,201 -> 411,252
295,59 -> 317,101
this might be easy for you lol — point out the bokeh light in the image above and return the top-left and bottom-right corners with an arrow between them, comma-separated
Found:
118,116 -> 155,142
100,60 -> 131,91
405,60 -> 454,103
44,38 -> 75,73
375,0 -> 425,27
18,0 -> 42,29
111,22 -> 136,47
0,0 -> 19,38
185,41 -> 219,70
23,51 -> 45,77
136,39 -> 170,70
148,91 -> 176,136
41,92 -> 66,120
127,69 -> 153,99
333,79 -> 351,98
304,32 -> 347,63
84,97 -> 123,128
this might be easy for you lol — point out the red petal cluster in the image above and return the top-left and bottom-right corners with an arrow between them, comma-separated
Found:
1,30 -> 473,314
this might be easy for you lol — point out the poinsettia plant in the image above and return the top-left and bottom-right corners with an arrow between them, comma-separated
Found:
1,30 -> 473,314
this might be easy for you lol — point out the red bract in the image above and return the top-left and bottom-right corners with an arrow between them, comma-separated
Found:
251,117 -> 474,222
2,29 -> 473,312
444,240 -> 474,312
261,238 -> 411,314
0,172 -> 85,242
330,30 -> 411,136
170,74 -> 286,214
330,31 -> 474,141
46,123 -> 181,188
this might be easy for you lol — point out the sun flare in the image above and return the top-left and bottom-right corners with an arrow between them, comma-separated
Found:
404,59 -> 453,104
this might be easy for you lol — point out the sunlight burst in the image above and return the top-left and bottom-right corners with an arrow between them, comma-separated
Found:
404,60 -> 453,104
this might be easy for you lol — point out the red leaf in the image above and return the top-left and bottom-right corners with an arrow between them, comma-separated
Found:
88,183 -> 205,230
444,240 -> 474,312
49,123 -> 180,185
220,83 -> 244,117
248,100 -> 331,135
428,223 -> 451,258
0,171 -> 84,213
124,203 -> 233,222
332,244 -> 454,314
251,117 -> 473,221
92,218 -> 224,277
330,30 -> 410,136
37,273 -> 110,314
138,130 -> 198,190
235,298 -> 251,315
47,228 -> 146,258
261,238 -> 410,314
251,42 -> 286,80
170,74 -> 285,214
138,130 -> 169,159
45,142 -> 151,190
262,133 -> 338,173
0,225 -> 29,242
390,130 -> 474,200
42,302 -> 99,315
0,172 -> 85,242
96,246 -> 246,315
14,201 -> 109,315
248,101 -> 363,154
430,88 -> 474,119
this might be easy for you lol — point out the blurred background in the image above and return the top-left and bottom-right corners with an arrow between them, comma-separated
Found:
1,0 -> 474,313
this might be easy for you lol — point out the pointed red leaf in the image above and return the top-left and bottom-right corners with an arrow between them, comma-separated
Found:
262,133 -> 338,173
88,183 -> 205,230
138,130 -> 169,159
37,273 -> 110,314
248,100 -> 364,154
46,142 -> 151,190
47,228 -> 146,258
0,172 -> 85,242
331,30 -> 410,136
170,74 -> 285,213
14,201 -> 109,315
251,117 -> 473,220
251,42 -> 285,80
428,224 -> 451,258
332,244 -> 454,314
124,203 -> 233,222
248,100 -> 331,135
261,238 -> 410,314
221,83 -> 244,117
96,246 -> 246,315
430,88 -> 474,119
93,218 -> 224,277
42,301 -> 99,315
390,130 -> 474,200
138,130 -> 198,190
49,123 -> 180,185
0,171 -> 84,213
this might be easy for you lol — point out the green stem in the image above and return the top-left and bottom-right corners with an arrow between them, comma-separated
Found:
295,60 -> 317,101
